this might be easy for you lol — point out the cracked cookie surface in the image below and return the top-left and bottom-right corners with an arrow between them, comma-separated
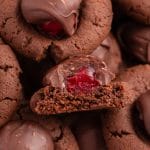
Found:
0,39 -> 23,127
0,0 -> 112,62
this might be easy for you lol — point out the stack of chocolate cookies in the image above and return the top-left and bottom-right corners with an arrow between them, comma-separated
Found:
0,0 -> 149,149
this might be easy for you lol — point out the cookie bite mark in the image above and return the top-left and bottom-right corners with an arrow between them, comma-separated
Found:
30,55 -> 132,115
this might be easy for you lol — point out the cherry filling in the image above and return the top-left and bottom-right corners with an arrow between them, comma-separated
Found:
66,67 -> 100,93
39,21 -> 64,37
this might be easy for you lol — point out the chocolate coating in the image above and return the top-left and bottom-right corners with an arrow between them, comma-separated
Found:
137,90 -> 150,135
21,0 -> 82,36
92,33 -> 122,73
118,23 -> 150,63
43,55 -> 115,89
0,121 -> 54,150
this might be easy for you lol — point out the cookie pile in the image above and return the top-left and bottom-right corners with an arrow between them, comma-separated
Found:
0,0 -> 149,149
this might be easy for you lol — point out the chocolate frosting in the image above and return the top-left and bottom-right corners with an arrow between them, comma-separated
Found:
21,0 -> 82,36
137,90 -> 150,135
0,121 -> 54,150
43,56 -> 115,90
92,33 -> 122,73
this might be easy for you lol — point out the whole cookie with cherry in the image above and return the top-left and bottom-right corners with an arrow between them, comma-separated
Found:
0,39 -> 23,127
0,0 -> 112,62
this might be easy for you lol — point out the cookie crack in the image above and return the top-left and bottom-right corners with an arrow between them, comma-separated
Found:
110,130 -> 131,138
0,65 -> 14,72
0,97 -> 18,102
1,17 -> 13,28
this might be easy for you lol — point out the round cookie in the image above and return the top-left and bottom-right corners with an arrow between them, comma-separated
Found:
0,39 -> 23,127
13,105 -> 79,150
0,0 -> 112,62
92,33 -> 122,73
117,23 -> 150,64
101,104 -> 150,150
112,0 -> 150,24
0,121 -> 54,150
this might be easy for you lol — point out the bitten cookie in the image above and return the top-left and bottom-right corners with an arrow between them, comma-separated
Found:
30,55 -> 132,115
0,39 -> 23,127
112,0 -> 150,24
0,0 -> 112,62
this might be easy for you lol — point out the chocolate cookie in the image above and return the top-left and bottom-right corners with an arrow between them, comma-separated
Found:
0,121 -> 54,150
92,33 -> 122,73
13,105 -> 79,150
117,23 -> 150,63
0,0 -> 112,62
30,55 -> 132,115
0,39 -> 23,127
112,0 -> 150,24
101,104 -> 150,150
116,65 -> 150,102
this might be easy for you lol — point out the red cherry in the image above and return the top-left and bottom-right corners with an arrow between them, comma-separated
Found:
39,21 -> 64,36
66,67 -> 99,93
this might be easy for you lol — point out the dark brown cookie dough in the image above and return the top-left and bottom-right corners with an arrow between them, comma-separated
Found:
112,0 -> 150,24
0,0 -> 112,62
0,40 -> 23,127
117,23 -> 150,63
92,33 -> 122,73
13,105 -> 79,150
101,104 -> 150,150
30,55 -> 132,115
